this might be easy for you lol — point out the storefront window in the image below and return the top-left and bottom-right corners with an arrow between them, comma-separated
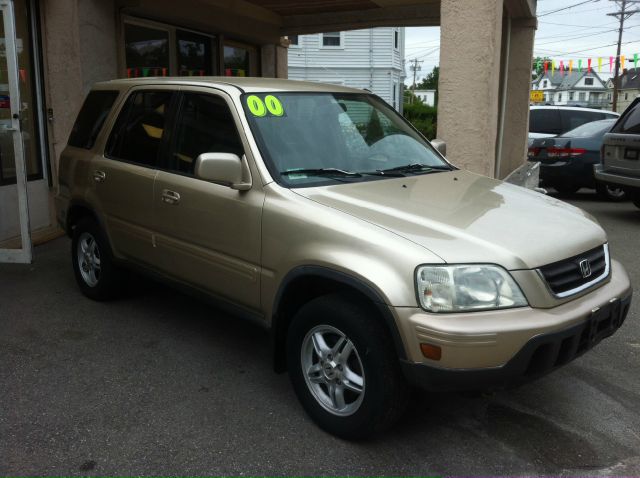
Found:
124,23 -> 170,78
177,29 -> 213,76
224,44 -> 251,77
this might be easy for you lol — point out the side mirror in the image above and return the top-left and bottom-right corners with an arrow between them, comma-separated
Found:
431,139 -> 447,157
195,153 -> 252,191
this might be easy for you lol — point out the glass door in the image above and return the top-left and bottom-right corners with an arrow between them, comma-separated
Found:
0,0 -> 31,262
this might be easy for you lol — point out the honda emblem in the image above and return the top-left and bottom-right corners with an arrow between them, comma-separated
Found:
579,259 -> 592,279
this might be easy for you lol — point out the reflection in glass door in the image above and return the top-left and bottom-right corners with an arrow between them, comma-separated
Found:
0,0 -> 31,262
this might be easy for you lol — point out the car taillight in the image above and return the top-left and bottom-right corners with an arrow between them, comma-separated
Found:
546,147 -> 586,158
528,147 -> 541,158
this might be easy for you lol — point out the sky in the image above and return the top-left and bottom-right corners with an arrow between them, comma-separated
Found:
404,0 -> 640,85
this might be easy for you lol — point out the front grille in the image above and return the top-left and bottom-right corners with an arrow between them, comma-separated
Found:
539,244 -> 609,297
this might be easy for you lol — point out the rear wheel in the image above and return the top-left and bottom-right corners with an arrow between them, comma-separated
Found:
554,183 -> 580,196
596,182 -> 627,202
287,294 -> 409,439
71,217 -> 122,301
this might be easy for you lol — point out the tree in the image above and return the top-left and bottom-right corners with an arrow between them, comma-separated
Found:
416,66 -> 439,91
532,56 -> 552,80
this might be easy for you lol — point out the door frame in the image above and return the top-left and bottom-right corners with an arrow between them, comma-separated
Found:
0,0 -> 32,263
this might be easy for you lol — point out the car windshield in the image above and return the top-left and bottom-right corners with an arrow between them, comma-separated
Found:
562,119 -> 616,138
242,92 -> 451,187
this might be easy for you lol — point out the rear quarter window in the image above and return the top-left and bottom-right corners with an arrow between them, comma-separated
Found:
611,100 -> 640,134
68,90 -> 120,149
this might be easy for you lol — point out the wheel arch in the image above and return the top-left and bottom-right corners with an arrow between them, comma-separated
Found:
271,266 -> 408,373
65,200 -> 105,237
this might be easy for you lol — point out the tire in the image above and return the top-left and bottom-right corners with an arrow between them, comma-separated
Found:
596,182 -> 627,202
553,183 -> 580,196
71,217 -> 122,301
287,294 -> 409,439
634,200 -> 640,210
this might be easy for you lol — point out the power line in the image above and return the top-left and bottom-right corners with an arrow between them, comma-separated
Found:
538,0 -> 599,17
609,0 -> 640,111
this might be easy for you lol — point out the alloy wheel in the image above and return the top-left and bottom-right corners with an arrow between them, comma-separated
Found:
300,324 -> 365,416
76,232 -> 101,287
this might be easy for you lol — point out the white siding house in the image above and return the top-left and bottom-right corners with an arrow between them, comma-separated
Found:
531,71 -> 610,109
413,89 -> 436,106
287,28 -> 406,111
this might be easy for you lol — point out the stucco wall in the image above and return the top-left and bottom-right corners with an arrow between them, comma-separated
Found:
437,0 -> 504,177
40,0 -> 84,180
498,20 -> 536,178
78,0 -> 118,94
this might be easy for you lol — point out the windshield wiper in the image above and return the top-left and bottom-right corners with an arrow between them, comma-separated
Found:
280,168 -> 362,178
378,163 -> 451,174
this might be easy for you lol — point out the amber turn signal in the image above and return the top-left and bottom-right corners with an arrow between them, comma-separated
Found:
420,343 -> 442,361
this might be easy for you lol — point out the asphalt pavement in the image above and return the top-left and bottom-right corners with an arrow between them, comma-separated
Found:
1,192 -> 639,476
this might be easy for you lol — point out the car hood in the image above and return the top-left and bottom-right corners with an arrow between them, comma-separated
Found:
293,170 -> 606,270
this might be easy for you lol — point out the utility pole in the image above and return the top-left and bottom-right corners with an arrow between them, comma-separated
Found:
608,0 -> 640,112
409,58 -> 423,104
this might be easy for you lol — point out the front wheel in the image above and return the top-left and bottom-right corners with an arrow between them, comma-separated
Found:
287,294 -> 409,439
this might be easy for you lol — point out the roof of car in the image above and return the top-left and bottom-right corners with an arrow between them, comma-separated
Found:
95,77 -> 365,94
530,105 -> 620,115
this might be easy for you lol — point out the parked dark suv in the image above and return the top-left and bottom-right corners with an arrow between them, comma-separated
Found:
595,98 -> 640,209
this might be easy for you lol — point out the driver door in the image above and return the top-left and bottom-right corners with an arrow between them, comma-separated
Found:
153,89 -> 264,311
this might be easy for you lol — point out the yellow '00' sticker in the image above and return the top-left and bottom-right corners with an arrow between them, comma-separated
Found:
247,95 -> 284,117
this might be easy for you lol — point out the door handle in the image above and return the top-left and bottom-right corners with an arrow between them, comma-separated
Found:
93,170 -> 106,183
161,189 -> 181,205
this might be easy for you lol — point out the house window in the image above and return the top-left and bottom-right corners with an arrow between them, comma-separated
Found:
584,77 -> 594,86
288,35 -> 299,46
322,32 -> 342,47
625,93 -> 629,100
569,92 -> 574,101
579,92 -> 586,101
543,80 -> 548,88
393,83 -> 397,109
223,42 -> 257,77
558,93 -> 562,102
608,93 -> 612,100
394,30 -> 399,49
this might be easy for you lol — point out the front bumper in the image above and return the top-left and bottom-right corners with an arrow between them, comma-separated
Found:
594,164 -> 640,190
393,260 -> 632,391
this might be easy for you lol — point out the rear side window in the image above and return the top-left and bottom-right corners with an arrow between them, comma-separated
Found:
529,109 -> 561,135
68,90 -> 119,149
612,101 -> 640,134
106,90 -> 174,167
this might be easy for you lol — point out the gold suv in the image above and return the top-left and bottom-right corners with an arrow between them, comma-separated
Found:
56,78 -> 633,439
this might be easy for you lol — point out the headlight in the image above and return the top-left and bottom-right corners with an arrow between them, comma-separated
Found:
415,265 -> 528,313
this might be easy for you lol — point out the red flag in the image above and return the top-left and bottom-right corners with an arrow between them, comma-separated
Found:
559,60 -> 565,75
544,61 -> 549,74
610,56 -> 614,72
588,58 -> 592,72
